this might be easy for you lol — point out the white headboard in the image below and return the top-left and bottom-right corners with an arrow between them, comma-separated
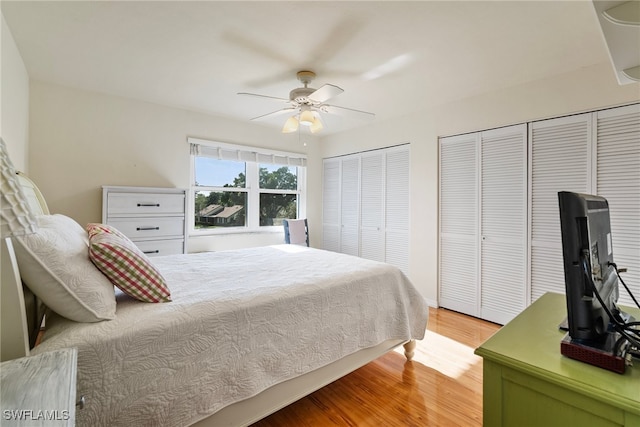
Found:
1,172 -> 49,361
16,171 -> 49,215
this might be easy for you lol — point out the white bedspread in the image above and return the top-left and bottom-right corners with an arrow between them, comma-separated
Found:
33,245 -> 429,426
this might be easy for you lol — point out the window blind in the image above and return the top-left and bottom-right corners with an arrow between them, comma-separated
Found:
188,137 -> 307,167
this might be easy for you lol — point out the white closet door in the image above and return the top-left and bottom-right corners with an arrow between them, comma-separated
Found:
439,133 -> 479,317
595,104 -> 640,307
340,156 -> 360,256
480,125 -> 527,324
322,159 -> 341,252
529,113 -> 591,302
360,152 -> 385,262
385,147 -> 410,274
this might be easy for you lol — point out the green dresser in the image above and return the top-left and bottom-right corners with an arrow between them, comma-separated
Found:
475,292 -> 640,427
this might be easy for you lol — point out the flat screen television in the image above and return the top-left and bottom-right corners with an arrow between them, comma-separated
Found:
558,191 -> 620,342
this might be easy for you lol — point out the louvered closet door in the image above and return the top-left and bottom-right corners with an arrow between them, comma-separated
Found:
322,159 -> 341,252
385,147 -> 410,274
529,114 -> 591,302
596,104 -> 640,307
340,157 -> 360,256
439,134 -> 479,317
360,152 -> 385,262
480,125 -> 527,324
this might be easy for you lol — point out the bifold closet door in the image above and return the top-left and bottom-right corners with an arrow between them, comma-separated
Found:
439,133 -> 479,317
340,157 -> 360,256
529,113 -> 591,302
322,158 -> 341,252
440,125 -> 527,323
479,125 -> 527,324
360,152 -> 385,262
323,146 -> 411,275
440,104 -> 638,321
385,147 -> 410,275
595,104 -> 640,307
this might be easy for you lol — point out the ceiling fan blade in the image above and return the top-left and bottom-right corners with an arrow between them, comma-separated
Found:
361,53 -> 415,81
222,32 -> 295,67
238,92 -> 290,103
308,16 -> 365,66
308,84 -> 344,103
324,104 -> 375,120
250,108 -> 297,121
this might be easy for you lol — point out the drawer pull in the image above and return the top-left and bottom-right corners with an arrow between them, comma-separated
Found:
136,227 -> 160,231
143,250 -> 160,254
137,203 -> 160,207
77,395 -> 86,410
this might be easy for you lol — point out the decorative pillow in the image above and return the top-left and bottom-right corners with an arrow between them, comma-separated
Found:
88,232 -> 171,303
13,214 -> 116,322
86,223 -> 129,240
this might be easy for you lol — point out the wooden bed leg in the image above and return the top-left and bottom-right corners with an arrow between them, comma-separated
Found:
403,339 -> 416,361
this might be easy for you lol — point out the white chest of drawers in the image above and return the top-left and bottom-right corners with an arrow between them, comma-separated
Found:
102,186 -> 187,256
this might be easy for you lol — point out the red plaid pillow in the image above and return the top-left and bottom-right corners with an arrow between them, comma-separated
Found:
86,223 -> 129,240
88,232 -> 171,303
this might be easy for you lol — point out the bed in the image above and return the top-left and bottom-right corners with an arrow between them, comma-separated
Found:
2,172 -> 429,427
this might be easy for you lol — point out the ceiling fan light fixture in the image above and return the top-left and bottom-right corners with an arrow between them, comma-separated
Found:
240,71 -> 375,135
299,110 -> 315,126
310,117 -> 323,134
282,116 -> 299,133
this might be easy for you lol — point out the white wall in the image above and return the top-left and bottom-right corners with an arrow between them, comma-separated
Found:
24,61 -> 640,306
319,61 -> 640,306
1,13 -> 29,171
28,81 -> 322,251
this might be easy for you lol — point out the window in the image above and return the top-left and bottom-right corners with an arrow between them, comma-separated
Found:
259,164 -> 298,226
189,138 -> 306,233
194,158 -> 247,229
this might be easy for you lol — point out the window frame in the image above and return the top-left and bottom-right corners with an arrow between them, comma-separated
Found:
188,138 -> 306,235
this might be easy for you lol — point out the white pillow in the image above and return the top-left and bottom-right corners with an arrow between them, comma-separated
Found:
13,214 -> 116,322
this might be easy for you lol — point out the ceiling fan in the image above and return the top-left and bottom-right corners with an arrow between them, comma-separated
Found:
238,70 -> 375,134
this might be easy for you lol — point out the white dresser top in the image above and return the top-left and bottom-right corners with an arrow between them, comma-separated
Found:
1,348 -> 77,426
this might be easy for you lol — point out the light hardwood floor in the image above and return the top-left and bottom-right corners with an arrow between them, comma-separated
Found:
252,308 -> 500,427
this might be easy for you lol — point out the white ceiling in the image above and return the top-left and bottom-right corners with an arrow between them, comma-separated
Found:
2,1 -> 613,135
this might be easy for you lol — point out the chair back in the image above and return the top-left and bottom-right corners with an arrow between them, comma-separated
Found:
283,219 -> 309,247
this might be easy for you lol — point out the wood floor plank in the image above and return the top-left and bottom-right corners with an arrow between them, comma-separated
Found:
252,308 -> 500,426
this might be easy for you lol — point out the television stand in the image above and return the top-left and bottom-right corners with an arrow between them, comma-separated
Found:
475,293 -> 640,426
560,331 -> 629,374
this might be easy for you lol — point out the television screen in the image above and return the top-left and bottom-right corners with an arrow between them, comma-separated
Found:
558,191 -> 619,342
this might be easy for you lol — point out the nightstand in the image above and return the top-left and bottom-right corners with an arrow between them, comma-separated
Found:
1,348 -> 78,426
